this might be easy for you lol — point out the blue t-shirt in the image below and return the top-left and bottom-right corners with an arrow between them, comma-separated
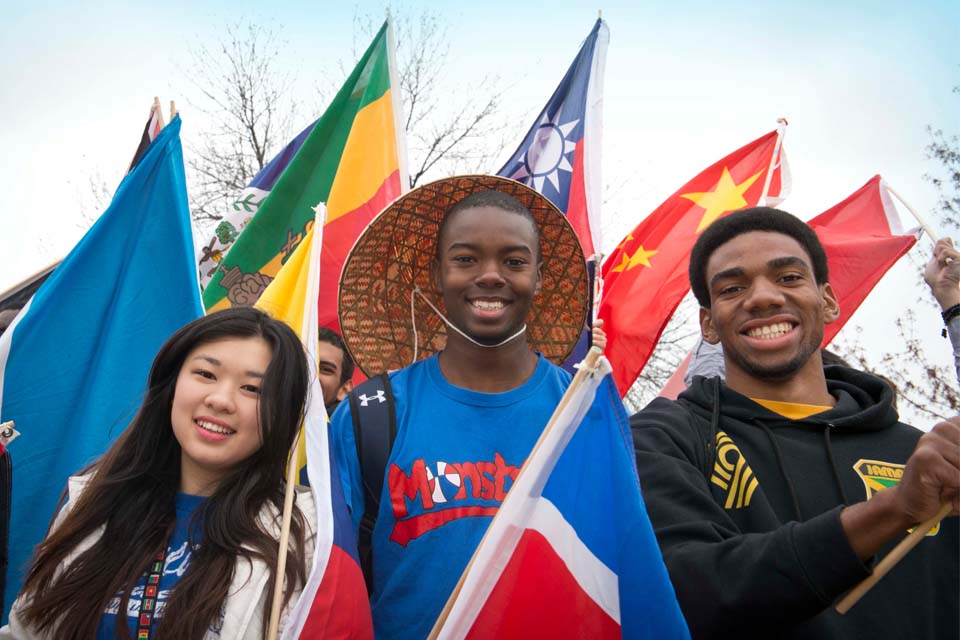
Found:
96,493 -> 221,639
330,353 -> 571,639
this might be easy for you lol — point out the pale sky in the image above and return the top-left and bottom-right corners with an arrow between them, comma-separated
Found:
1,0 -> 957,423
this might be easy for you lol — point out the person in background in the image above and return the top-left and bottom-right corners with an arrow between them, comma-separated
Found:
318,327 -> 355,414
923,237 -> 960,385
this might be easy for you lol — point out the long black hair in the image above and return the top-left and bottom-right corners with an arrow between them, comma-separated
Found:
18,307 -> 310,639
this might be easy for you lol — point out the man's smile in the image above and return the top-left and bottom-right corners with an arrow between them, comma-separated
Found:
742,320 -> 796,340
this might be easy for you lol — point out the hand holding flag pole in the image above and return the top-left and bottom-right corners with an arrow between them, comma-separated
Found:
835,503 -> 952,614
833,185 -> 954,614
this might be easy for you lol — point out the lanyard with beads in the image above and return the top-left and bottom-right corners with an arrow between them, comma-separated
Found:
136,548 -> 167,639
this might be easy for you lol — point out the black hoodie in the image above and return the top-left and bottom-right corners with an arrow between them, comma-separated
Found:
630,366 -> 958,640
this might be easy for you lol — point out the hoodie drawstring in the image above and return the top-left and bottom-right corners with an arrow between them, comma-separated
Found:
704,377 -> 721,479
755,420 -> 804,521
823,425 -> 850,505
706,378 -> 849,521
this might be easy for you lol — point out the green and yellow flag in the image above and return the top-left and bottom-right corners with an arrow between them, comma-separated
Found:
204,20 -> 407,337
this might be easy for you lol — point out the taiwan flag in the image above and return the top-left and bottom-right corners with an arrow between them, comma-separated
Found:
431,356 -> 688,639
498,18 -> 608,258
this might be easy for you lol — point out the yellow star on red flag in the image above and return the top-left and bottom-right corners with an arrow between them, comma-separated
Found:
681,167 -> 765,232
611,245 -> 658,272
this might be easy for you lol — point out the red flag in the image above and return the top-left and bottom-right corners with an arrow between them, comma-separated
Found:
656,175 -> 918,399
599,127 -> 789,395
810,175 -> 919,346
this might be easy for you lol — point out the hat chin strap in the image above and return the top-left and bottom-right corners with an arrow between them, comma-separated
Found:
410,287 -> 527,364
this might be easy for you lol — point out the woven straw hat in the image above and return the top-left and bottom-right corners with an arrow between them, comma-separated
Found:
339,175 -> 589,376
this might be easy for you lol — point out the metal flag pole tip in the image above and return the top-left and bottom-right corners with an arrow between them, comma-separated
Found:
0,421 -> 20,447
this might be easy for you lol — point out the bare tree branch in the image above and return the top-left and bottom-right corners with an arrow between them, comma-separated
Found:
180,20 -> 299,226
924,108 -> 960,234
623,295 -> 699,413
351,7 -> 517,188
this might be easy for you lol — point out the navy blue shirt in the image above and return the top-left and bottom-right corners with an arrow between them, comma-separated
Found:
96,493 -> 219,638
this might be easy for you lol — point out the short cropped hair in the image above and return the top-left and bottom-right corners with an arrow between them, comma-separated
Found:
318,326 -> 354,384
437,190 -> 541,262
689,207 -> 829,308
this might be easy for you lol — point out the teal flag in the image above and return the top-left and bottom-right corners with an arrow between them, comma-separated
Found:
0,116 -> 202,620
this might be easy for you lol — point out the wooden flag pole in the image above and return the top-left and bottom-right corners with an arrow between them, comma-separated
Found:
835,503 -> 952,614
427,348 -> 604,639
592,252 -> 605,325
152,96 -> 166,130
266,428 -> 304,640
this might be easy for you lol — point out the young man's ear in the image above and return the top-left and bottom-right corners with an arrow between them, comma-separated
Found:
534,261 -> 543,296
700,307 -> 720,344
336,379 -> 354,402
821,282 -> 840,324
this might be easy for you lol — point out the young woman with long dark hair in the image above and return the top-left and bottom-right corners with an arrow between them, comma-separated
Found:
5,307 -> 313,639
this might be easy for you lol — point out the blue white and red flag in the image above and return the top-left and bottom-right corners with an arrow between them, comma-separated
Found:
498,18 -> 608,258
432,355 -> 689,639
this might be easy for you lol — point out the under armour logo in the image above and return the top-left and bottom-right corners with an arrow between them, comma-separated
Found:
359,390 -> 386,407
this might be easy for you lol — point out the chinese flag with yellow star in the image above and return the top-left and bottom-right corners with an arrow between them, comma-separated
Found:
599,128 -> 789,394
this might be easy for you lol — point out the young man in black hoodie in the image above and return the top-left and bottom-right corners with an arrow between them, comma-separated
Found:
630,207 -> 959,639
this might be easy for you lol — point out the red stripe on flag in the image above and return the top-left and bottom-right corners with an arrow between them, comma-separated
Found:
465,529 -> 620,639
318,169 -> 402,334
298,544 -> 373,639
566,141 -> 595,256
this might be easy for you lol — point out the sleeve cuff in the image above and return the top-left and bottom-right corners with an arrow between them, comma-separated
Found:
790,506 -> 871,604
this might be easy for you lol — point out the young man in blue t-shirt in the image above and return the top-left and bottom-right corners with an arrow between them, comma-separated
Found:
331,176 -> 595,639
